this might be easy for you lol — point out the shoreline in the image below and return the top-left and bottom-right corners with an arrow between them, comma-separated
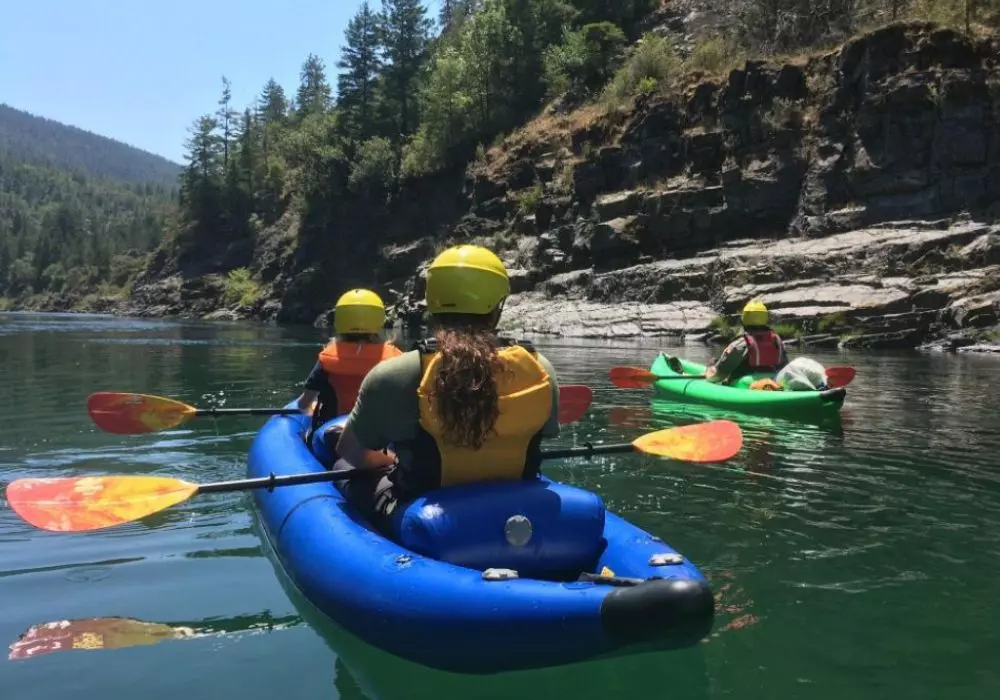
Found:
5,291 -> 999,356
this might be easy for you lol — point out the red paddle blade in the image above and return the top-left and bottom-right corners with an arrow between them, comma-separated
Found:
826,367 -> 855,388
558,384 -> 593,424
87,392 -> 196,434
5,476 -> 199,532
9,618 -> 196,660
608,367 -> 658,389
633,420 -> 743,463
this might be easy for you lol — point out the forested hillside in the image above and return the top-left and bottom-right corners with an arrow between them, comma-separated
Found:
151,0 -> 663,302
0,106 -> 178,311
129,0 -> 1000,355
0,104 -> 181,186
168,0 -> 1000,266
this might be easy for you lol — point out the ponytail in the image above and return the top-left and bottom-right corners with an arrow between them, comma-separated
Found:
429,320 -> 505,449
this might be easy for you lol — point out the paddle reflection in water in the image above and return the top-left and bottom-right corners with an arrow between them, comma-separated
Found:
8,611 -> 302,661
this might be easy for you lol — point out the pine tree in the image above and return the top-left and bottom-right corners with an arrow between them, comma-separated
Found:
235,109 -> 260,215
502,0 -> 575,114
180,115 -> 223,227
259,78 -> 289,125
296,54 -> 333,118
337,1 -> 382,141
463,0 -> 517,132
0,237 -> 10,287
438,0 -> 475,33
380,0 -> 433,138
257,79 -> 287,174
439,0 -> 457,31
217,77 -> 236,172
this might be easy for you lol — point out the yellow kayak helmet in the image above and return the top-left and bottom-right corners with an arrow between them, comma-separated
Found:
741,299 -> 769,327
425,245 -> 510,315
334,288 -> 386,335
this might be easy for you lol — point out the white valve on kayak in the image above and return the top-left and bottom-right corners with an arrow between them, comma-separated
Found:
648,553 -> 685,566
482,568 -> 520,581
504,515 -> 533,547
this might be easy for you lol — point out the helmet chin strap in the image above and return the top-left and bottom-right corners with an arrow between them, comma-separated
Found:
489,298 -> 507,329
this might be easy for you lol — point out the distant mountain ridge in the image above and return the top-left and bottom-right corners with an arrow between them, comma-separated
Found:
0,103 -> 181,187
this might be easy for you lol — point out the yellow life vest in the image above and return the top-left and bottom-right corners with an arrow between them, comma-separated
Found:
415,341 -> 552,488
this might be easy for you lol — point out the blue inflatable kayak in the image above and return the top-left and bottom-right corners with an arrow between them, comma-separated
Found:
248,405 -> 714,674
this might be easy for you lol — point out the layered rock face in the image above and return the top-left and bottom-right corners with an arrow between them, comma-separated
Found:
415,22 -> 1000,350
130,23 -> 1000,351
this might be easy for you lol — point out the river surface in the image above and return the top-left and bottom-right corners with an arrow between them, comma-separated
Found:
1,312 -> 998,699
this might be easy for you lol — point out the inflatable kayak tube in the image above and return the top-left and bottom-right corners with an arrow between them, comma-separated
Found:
649,353 -> 846,418
248,405 -> 714,675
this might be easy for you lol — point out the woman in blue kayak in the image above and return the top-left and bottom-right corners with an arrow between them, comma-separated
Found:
295,288 -> 402,465
705,299 -> 789,385
333,244 -> 562,531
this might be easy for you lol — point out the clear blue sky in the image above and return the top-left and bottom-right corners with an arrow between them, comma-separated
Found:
0,0 -> 444,164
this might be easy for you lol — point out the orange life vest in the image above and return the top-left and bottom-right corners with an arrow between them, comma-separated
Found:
317,341 -> 403,415
415,341 -> 553,488
743,329 -> 783,371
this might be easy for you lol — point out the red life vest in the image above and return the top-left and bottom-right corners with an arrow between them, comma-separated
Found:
317,341 -> 403,415
743,329 -> 783,370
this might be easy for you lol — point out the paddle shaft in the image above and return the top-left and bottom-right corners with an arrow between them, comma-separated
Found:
196,469 -> 356,494
194,385 -> 590,419
195,442 -> 636,495
193,407 -> 301,417
536,442 -> 633,460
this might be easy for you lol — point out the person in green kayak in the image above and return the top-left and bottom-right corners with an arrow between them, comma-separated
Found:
705,299 -> 789,385
333,244 -> 562,531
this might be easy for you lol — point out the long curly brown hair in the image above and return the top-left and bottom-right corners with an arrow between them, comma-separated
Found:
428,315 -> 506,450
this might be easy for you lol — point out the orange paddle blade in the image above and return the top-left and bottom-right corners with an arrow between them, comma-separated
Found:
558,385 -> 593,424
608,367 -> 658,389
5,476 -> 198,532
633,420 -> 743,462
826,367 -> 855,388
87,392 -> 197,434
9,617 -> 195,660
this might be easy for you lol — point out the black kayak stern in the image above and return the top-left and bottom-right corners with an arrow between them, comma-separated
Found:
600,577 -> 715,648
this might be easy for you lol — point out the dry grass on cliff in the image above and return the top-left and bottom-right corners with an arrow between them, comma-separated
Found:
478,102 -> 622,179
476,16 -> 999,199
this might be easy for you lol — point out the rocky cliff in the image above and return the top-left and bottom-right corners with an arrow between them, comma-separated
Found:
127,22 -> 1000,352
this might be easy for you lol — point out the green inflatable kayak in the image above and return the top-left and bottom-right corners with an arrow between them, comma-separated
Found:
649,353 -> 847,419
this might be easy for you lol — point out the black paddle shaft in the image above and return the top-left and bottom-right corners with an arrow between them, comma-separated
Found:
196,468 -> 368,494
537,442 -> 634,460
193,407 -> 302,417
194,442 -> 636,496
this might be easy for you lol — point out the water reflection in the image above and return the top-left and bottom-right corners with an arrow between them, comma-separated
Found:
8,610 -> 301,660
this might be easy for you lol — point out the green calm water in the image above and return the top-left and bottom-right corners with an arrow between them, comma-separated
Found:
2,312 -> 999,699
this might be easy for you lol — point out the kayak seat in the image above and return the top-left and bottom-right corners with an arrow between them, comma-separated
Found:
391,479 -> 607,580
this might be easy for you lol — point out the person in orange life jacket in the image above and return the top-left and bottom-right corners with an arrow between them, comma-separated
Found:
333,245 -> 561,532
295,289 -> 403,465
705,299 -> 789,385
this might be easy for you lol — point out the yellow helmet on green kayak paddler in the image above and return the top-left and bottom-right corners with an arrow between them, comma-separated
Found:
741,299 -> 769,327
